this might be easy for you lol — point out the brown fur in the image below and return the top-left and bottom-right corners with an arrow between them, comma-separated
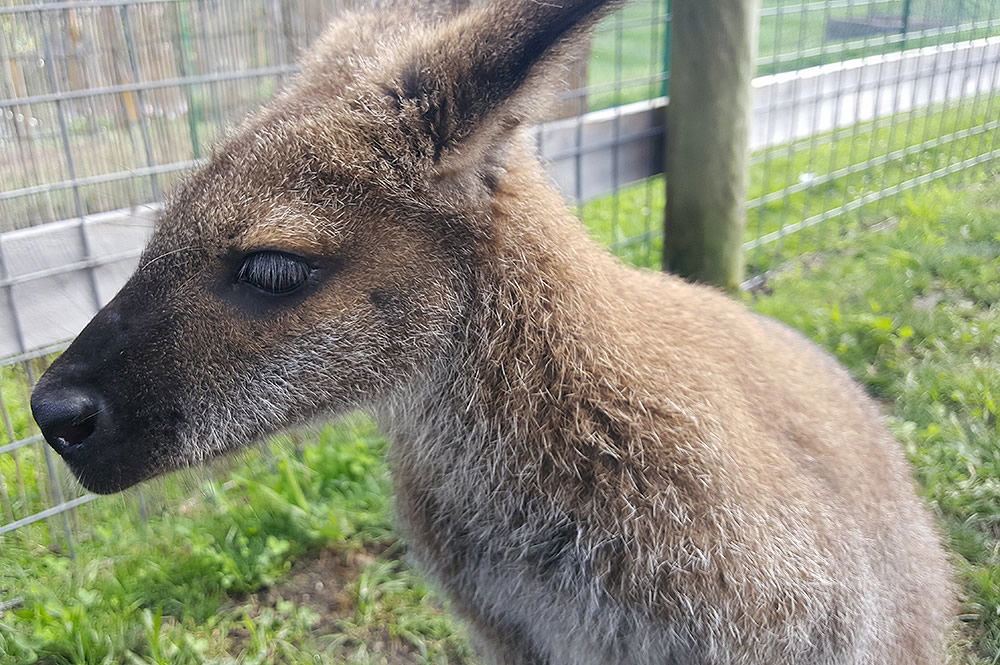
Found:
32,1 -> 953,663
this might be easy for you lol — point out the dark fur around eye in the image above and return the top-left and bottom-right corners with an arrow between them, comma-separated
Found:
236,251 -> 312,295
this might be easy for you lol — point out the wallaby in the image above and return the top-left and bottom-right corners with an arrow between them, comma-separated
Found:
31,1 -> 954,663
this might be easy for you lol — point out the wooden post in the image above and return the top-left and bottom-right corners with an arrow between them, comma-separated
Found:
551,53 -> 590,120
663,0 -> 761,290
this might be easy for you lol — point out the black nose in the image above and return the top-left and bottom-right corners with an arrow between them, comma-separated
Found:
31,388 -> 105,457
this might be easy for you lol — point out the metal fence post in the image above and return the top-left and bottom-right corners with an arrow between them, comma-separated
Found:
661,0 -> 671,97
663,0 -> 761,290
177,0 -> 202,160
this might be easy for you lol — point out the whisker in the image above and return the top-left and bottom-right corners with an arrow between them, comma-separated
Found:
139,246 -> 209,272
77,406 -> 111,425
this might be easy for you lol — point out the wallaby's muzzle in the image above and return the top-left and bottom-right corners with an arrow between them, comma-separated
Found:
31,283 -> 184,494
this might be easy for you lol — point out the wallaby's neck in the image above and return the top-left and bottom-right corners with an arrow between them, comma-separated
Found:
378,150 -> 634,461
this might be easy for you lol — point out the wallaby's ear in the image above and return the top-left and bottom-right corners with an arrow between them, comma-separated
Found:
385,0 -> 620,171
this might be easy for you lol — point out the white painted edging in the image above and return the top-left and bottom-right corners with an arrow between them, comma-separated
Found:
751,36 -> 1000,149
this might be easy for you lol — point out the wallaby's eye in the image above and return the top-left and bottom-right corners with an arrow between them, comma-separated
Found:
236,251 -> 312,295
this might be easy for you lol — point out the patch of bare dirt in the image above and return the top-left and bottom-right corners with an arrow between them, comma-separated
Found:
226,543 -> 448,664
255,546 -> 373,632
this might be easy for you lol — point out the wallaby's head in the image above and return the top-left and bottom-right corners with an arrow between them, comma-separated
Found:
30,0 -> 619,493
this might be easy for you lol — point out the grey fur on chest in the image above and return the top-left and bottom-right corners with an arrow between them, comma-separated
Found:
388,432 -> 877,665
395,478 -> 680,665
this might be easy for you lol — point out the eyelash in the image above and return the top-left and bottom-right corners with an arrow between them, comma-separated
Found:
236,251 -> 312,295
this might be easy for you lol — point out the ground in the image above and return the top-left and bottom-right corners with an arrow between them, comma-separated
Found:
2,175 -> 1000,663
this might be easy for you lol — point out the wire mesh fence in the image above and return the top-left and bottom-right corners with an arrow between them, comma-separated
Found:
1,0 -> 999,555
748,0 -> 1000,282
0,0 -> 669,231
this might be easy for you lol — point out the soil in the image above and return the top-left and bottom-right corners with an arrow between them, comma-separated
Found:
227,543 -> 440,664
255,546 -> 371,632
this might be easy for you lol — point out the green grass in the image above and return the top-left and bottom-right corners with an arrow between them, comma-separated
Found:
1,419 -> 475,664
747,92 -> 1000,274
